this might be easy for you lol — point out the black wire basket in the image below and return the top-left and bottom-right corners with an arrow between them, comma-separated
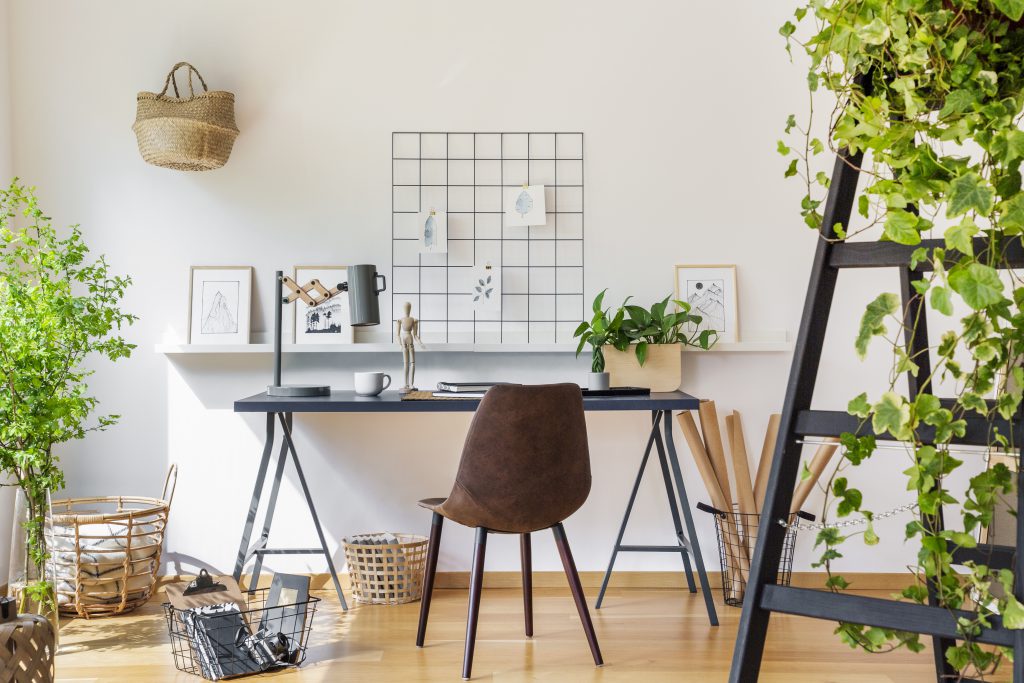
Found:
697,502 -> 815,607
164,588 -> 320,680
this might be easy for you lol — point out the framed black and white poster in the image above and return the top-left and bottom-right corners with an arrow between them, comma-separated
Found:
188,266 -> 252,345
293,265 -> 354,344
674,264 -> 739,343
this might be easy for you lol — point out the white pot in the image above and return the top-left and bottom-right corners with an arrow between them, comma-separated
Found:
588,372 -> 610,391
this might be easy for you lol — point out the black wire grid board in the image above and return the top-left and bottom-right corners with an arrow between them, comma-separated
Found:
391,132 -> 584,344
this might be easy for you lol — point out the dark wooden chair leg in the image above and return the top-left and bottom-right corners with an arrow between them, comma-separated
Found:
463,527 -> 488,680
552,523 -> 603,666
416,512 -> 444,647
521,533 -> 533,637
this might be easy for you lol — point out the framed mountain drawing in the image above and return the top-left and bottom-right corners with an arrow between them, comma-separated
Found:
674,264 -> 738,343
293,265 -> 355,344
188,266 -> 252,345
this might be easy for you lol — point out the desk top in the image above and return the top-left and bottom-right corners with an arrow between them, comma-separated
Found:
234,390 -> 700,413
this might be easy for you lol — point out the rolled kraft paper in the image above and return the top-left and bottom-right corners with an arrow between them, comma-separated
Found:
676,412 -> 729,512
753,414 -> 782,512
677,412 -> 745,599
697,401 -> 732,508
789,438 -> 840,515
726,413 -> 757,518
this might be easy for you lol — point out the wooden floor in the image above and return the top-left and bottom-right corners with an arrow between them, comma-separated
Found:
57,586 -> 1007,682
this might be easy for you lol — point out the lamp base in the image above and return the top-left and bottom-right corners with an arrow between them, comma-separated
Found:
267,384 -> 331,397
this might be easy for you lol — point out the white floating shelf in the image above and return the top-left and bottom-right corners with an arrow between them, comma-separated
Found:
154,338 -> 793,355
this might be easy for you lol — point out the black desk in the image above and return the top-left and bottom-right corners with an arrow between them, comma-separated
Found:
232,390 -> 718,625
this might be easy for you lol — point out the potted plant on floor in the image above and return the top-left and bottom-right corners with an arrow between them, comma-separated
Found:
573,289 -> 624,390
602,295 -> 717,392
0,180 -> 136,634
779,0 -> 1024,675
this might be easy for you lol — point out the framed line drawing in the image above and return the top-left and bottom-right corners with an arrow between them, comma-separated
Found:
188,266 -> 252,345
293,265 -> 354,344
674,264 -> 739,343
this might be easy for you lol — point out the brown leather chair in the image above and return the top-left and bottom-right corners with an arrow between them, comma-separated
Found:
415,383 -> 603,680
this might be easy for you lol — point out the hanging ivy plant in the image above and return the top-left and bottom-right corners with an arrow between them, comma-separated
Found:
781,0 -> 1024,676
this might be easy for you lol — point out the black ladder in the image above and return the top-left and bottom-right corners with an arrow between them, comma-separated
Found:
729,146 -> 1024,681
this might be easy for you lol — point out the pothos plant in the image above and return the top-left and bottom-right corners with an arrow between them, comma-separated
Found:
574,290 -> 716,371
780,0 -> 1024,675
0,180 -> 135,612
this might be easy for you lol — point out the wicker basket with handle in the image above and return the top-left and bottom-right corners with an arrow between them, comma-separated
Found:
343,533 -> 429,605
47,465 -> 177,618
133,62 -> 238,171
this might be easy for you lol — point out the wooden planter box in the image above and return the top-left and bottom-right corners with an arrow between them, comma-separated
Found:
604,344 -> 682,392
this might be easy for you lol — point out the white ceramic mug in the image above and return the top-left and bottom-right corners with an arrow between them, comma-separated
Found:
354,371 -> 391,396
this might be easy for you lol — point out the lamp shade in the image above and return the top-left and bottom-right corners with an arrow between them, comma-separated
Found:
347,264 -> 386,326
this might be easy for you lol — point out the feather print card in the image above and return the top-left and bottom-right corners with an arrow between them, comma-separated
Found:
504,184 -> 546,227
418,208 -> 448,253
470,264 -> 501,312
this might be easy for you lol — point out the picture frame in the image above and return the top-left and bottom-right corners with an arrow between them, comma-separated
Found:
188,266 -> 252,345
674,264 -> 739,343
293,265 -> 354,344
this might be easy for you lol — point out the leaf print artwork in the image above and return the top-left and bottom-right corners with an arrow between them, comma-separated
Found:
424,213 -> 435,249
504,185 -> 546,227
514,190 -> 534,218
470,268 -> 501,312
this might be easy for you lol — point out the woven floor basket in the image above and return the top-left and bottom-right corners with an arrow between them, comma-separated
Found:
47,466 -> 177,618
0,614 -> 54,683
343,534 -> 428,605
133,62 -> 238,171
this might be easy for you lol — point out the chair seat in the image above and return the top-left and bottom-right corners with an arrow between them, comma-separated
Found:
417,497 -> 446,511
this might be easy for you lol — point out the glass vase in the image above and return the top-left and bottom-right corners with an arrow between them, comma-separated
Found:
7,488 -> 59,641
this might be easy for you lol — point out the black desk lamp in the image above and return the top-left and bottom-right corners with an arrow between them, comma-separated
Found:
268,264 -> 387,397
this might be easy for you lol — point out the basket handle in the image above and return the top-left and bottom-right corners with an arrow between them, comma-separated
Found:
158,62 -> 209,100
696,501 -> 816,522
161,463 -> 179,507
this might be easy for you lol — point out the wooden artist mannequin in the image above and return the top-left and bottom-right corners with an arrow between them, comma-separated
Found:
395,301 -> 424,393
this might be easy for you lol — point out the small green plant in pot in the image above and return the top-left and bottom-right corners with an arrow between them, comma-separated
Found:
0,180 -> 136,630
603,295 -> 717,391
573,289 -> 624,390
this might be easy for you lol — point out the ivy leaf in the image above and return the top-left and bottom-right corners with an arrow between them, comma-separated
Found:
944,217 -> 977,255
864,522 -> 879,546
930,286 -> 953,315
999,194 -> 1024,232
1002,595 -> 1024,629
948,263 -> 1004,310
883,210 -> 922,245
872,391 -> 912,440
947,173 -> 994,217
939,89 -> 975,119
855,293 -> 899,358
848,392 -> 871,418
992,0 -> 1024,21
858,17 -> 891,45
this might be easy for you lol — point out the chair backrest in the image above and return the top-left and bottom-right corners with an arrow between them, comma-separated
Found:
443,383 -> 591,533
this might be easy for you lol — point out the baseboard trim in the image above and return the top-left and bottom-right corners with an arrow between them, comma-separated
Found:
159,571 -> 913,592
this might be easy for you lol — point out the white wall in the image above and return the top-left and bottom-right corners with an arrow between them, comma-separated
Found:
3,0 -> 985,579
0,0 -> 15,585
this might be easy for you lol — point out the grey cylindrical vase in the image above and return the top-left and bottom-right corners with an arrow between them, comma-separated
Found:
588,372 -> 610,391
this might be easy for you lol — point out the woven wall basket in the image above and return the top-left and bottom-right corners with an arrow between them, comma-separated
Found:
133,62 -> 238,171
47,465 -> 177,618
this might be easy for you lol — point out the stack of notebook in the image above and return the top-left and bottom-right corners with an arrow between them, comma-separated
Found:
432,382 -> 509,398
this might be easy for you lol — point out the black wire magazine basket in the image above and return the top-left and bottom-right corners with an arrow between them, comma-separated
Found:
697,502 -> 815,607
164,588 -> 319,680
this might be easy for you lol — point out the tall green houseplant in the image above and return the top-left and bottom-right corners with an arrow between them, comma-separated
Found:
0,180 -> 135,611
780,0 -> 1024,675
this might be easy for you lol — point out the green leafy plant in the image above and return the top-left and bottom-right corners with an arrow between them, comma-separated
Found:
574,291 -> 717,371
573,289 -> 624,372
616,295 -> 717,365
780,0 -> 1024,675
0,180 -> 136,612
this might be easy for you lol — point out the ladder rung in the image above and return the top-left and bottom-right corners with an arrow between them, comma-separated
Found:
794,410 -> 1010,448
830,237 -> 1024,270
760,585 -> 1014,647
952,542 -> 1014,570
